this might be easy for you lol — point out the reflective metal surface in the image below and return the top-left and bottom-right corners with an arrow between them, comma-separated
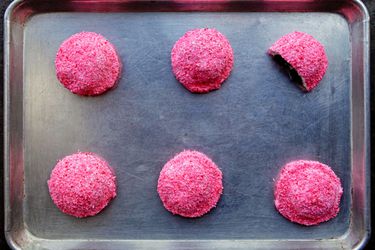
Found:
4,0 -> 370,249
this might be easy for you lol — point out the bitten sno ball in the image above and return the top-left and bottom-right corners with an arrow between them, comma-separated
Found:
268,31 -> 328,92
171,28 -> 234,93
55,32 -> 121,96
274,160 -> 342,226
48,152 -> 117,218
157,150 -> 223,218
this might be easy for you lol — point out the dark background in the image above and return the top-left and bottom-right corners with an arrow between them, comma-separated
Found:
0,0 -> 373,249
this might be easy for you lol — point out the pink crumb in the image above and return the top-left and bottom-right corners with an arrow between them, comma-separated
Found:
157,150 -> 223,218
55,32 -> 121,96
48,152 -> 117,218
171,28 -> 234,93
274,160 -> 343,226
268,31 -> 328,92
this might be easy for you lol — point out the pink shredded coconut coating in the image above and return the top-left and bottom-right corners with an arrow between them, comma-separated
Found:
268,31 -> 328,91
55,32 -> 121,96
48,152 -> 117,218
157,150 -> 223,218
274,160 -> 343,226
171,28 -> 234,93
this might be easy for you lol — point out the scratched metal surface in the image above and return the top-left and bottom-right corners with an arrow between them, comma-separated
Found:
23,12 -> 351,239
4,0 -> 370,249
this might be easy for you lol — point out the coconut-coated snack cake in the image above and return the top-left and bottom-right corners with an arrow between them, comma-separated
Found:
48,152 -> 117,218
171,28 -> 234,93
274,160 -> 342,226
55,32 -> 121,96
157,150 -> 223,218
268,31 -> 328,91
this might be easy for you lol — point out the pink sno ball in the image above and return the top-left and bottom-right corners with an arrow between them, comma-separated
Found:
268,31 -> 328,92
274,160 -> 343,226
157,150 -> 223,218
171,28 -> 234,93
55,32 -> 121,96
48,152 -> 116,218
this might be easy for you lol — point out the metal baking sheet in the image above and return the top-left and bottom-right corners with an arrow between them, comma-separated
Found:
4,0 -> 370,249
